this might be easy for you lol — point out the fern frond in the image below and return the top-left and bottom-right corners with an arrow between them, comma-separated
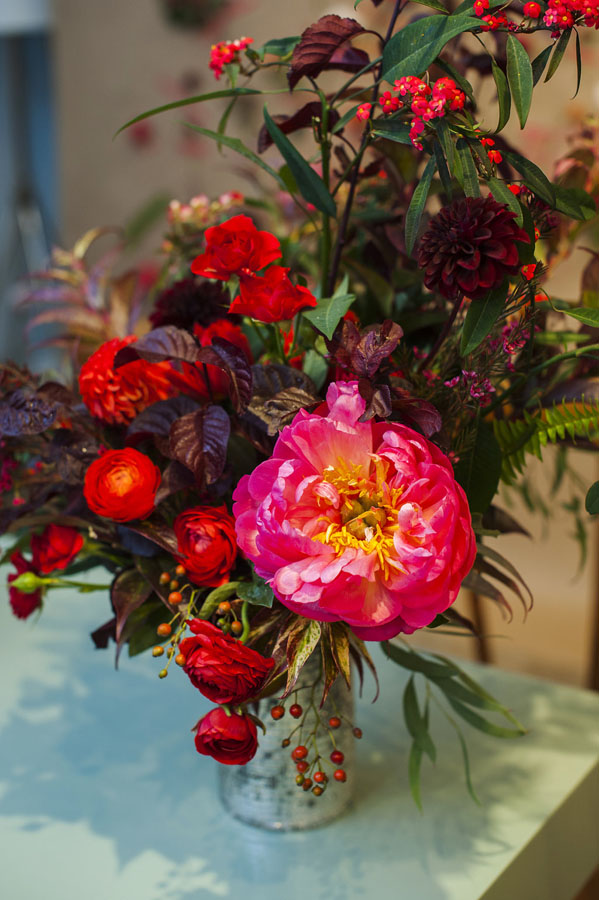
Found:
493,399 -> 599,482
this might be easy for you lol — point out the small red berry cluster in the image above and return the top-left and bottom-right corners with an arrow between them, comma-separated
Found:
269,700 -> 362,798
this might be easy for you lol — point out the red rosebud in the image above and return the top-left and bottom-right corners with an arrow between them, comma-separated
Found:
231,266 -> 317,323
180,620 -> 275,704
194,707 -> 258,765
31,524 -> 83,574
7,551 -> 42,620
173,506 -> 237,587
84,448 -> 161,522
79,336 -> 176,425
165,319 -> 253,400
190,215 -> 281,281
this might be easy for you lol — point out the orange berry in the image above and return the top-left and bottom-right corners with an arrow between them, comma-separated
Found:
217,601 -> 231,615
157,623 -> 172,637
152,646 -> 165,657
159,572 -> 171,585
175,653 -> 186,666
158,669 -> 168,679
168,591 -> 183,605
169,580 -> 179,591
175,564 -> 186,577
230,621 -> 243,636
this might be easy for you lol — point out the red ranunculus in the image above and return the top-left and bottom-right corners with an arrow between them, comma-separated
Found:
173,506 -> 237,587
190,215 -> 281,281
84,448 -> 161,522
179,620 -> 275,704
230,266 -> 318,323
194,707 -> 258,765
8,551 -> 42,620
165,319 -> 253,400
31,524 -> 84,574
79,336 -> 176,425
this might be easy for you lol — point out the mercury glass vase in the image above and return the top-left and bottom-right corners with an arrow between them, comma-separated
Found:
218,656 -> 355,830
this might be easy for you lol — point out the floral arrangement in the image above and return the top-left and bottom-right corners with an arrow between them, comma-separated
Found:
2,0 -> 598,808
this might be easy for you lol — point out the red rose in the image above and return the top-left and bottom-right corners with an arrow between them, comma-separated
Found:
31,524 -> 84,574
230,266 -> 317,323
165,319 -> 253,400
79,336 -> 176,425
190,215 -> 281,281
194,707 -> 258,765
179,620 -> 275,704
84,448 -> 161,522
8,551 -> 42,620
173,506 -> 237,587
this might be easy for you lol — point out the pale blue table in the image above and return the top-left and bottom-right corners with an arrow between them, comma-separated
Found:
0,577 -> 597,900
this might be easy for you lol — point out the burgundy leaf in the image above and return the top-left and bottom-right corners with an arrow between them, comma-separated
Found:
288,15 -> 367,90
91,617 -> 116,649
124,518 -> 179,555
391,389 -> 443,437
168,405 -> 230,484
351,321 -> 403,378
358,381 -> 392,421
0,389 -> 59,436
326,45 -> 370,73
257,101 -> 340,153
127,395 -> 199,439
113,325 -> 200,367
154,460 -> 195,504
111,568 -> 153,645
195,338 -> 253,413
248,364 -> 320,435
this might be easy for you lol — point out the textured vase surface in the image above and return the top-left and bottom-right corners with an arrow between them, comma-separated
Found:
218,656 -> 355,830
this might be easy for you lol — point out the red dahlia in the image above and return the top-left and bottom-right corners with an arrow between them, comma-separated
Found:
417,197 -> 529,300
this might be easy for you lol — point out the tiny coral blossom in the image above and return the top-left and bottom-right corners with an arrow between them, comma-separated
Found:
233,382 -> 476,640
79,336 -> 176,425
173,506 -> 237,587
31,524 -> 84,574
84,448 -> 161,522
194,707 -> 259,765
190,215 -> 281,281
8,551 -> 42,620
231,266 -> 318,323
180,620 -> 275,704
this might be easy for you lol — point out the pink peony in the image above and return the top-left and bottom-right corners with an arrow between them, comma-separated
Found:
233,382 -> 475,640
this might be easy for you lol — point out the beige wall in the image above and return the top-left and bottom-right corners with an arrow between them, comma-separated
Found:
52,0 -> 599,686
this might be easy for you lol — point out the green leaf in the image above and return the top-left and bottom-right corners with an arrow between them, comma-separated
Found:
441,710 -> 480,803
372,119 -> 412,145
559,305 -> 599,327
454,419 -> 503,514
332,104 -> 360,134
491,60 -> 511,133
545,27 -> 571,82
285,620 -> 322,694
574,30 -> 582,99
263,107 -> 336,217
236,579 -> 275,608
435,59 -> 475,103
531,44 -> 553,86
408,741 -> 424,811
382,641 -> 454,679
461,283 -> 507,356
453,0 -> 504,12
552,184 -> 597,221
585,482 -> 599,515
302,349 -> 328,391
185,124 -> 286,189
410,0 -> 449,10
504,150 -> 555,206
444,695 -> 525,738
260,35 -> 301,58
197,581 -> 241,619
403,676 -> 437,762
433,142 -> 453,197
115,88 -> 261,137
487,177 -> 523,225
506,35 -> 533,129
405,155 -> 437,255
304,290 -> 355,339
382,15 -> 478,83
455,139 -> 479,198
434,117 -> 455,169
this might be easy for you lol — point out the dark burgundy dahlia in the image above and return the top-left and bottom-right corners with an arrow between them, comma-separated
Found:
417,197 -> 529,300
150,278 -> 231,329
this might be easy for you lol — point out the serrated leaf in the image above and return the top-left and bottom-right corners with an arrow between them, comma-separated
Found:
491,60 -> 511,133
504,151 -> 555,206
285,620 -> 322,694
545,27 -> 571,82
115,88 -> 261,137
585,482 -> 599,515
405,155 -> 437,254
455,139 -> 479,198
506,35 -> 533,129
382,15 -> 478,83
487,177 -> 523,225
304,292 -> 355,339
263,107 -> 337,217
461,282 -> 507,355
454,419 -> 502,514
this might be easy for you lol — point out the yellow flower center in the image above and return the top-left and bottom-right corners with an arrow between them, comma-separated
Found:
312,457 -> 406,579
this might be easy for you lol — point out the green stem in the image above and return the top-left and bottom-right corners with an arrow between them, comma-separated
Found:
319,91 -> 332,298
239,600 -> 251,644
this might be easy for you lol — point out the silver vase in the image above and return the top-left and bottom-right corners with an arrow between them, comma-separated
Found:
218,655 -> 355,830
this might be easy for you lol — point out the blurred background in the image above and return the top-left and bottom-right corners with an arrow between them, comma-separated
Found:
0,0 -> 598,689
